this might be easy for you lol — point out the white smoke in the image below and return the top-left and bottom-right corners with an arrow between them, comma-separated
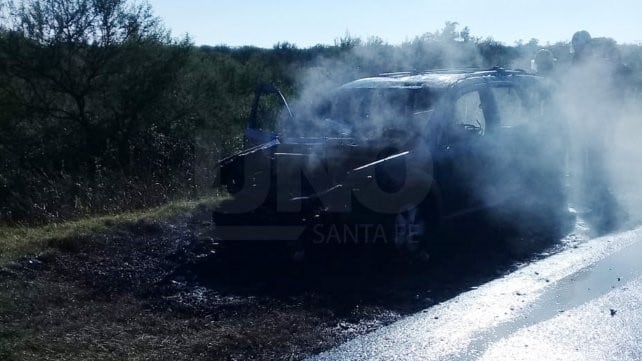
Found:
554,43 -> 642,233
276,29 -> 642,239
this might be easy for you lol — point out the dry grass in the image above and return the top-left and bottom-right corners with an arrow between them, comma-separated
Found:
0,195 -> 346,361
0,195 -> 225,264
0,273 -> 338,361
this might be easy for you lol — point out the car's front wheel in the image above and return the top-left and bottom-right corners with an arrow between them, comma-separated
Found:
393,205 -> 432,261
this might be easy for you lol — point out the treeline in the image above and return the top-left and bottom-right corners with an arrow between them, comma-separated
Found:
0,1 -> 640,224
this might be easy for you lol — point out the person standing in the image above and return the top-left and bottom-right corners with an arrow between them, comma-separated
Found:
531,49 -> 557,77
562,30 -> 626,234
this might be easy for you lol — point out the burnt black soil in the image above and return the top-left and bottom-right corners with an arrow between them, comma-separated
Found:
0,211 -> 566,360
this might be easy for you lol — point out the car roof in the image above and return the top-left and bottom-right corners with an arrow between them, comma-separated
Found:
339,68 -> 535,90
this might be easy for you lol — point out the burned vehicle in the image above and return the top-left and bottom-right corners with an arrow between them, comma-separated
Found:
214,68 -> 569,257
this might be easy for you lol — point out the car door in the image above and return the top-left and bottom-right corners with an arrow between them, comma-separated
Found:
245,84 -> 292,146
435,86 -> 500,217
488,82 -> 566,209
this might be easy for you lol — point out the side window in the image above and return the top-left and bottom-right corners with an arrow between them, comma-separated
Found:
491,86 -> 545,126
452,91 -> 486,135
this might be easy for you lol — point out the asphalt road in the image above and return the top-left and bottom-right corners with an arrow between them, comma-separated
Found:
312,226 -> 642,360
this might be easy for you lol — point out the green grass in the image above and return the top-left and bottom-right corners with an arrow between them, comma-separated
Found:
0,195 -> 225,265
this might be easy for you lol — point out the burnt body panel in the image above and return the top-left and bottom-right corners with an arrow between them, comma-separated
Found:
214,68 -> 569,252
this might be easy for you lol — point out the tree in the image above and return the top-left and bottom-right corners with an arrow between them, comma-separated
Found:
335,31 -> 361,49
6,0 -> 168,45
0,0 -> 194,221
1,0 -> 189,172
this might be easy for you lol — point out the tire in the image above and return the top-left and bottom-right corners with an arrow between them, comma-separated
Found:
392,204 -> 433,261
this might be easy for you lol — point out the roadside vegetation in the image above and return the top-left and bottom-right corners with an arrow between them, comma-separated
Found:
0,195 -> 223,264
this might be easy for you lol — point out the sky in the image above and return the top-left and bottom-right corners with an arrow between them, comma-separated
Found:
147,0 -> 642,48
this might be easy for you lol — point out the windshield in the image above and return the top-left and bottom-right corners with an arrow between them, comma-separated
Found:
280,87 -> 439,139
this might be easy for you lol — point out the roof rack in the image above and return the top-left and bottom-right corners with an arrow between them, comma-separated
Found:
485,66 -> 528,75
378,67 -> 528,78
425,67 -> 527,74
378,71 -> 417,77
420,67 -> 485,74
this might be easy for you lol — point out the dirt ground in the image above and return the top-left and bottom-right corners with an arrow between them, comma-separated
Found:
0,210 -> 566,360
